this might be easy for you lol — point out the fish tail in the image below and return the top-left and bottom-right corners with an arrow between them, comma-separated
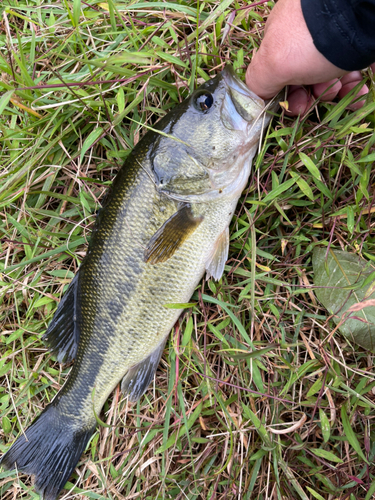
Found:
0,404 -> 95,500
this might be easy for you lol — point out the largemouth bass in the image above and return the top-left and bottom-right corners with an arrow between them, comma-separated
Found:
1,66 -> 271,500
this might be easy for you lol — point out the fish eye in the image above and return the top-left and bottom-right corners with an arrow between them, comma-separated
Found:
193,91 -> 214,112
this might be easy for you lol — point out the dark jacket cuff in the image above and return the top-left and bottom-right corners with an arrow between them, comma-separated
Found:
301,0 -> 375,71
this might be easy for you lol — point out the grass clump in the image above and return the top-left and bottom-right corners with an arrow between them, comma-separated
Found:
1,1 -> 375,499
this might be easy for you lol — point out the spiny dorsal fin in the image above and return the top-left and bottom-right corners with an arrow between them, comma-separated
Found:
205,227 -> 229,280
144,204 -> 203,264
42,272 -> 80,363
121,337 -> 168,402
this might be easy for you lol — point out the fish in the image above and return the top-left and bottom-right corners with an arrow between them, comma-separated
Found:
0,66 -> 272,500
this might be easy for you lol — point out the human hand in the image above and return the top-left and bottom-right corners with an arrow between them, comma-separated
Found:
245,0 -> 374,116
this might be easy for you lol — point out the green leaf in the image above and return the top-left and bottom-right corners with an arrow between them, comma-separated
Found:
291,172 -> 315,201
190,0 -> 236,42
104,52 -> 154,65
278,459 -> 309,500
207,323 -> 230,348
155,50 -> 187,68
306,378 -> 323,397
305,486 -> 326,500
244,407 -> 272,447
0,362 -> 12,377
299,153 -> 321,180
356,152 -> 375,163
73,0 -> 81,26
3,237 -> 86,273
0,90 -> 14,114
346,205 -> 355,234
262,177 -> 296,203
163,302 -> 197,309
267,127 -> 294,138
310,448 -> 343,463
80,127 -> 104,162
280,359 -> 318,395
2,416 -> 11,434
156,401 -> 203,453
314,472 -> 338,493
222,345 -> 278,360
91,388 -> 112,428
312,178 -> 332,200
341,406 -> 368,463
34,297 -> 54,308
365,480 -> 375,500
249,449 -> 268,461
319,408 -> 330,443
181,316 -> 193,346
312,248 -> 375,351
47,270 -> 75,279
324,80 -> 367,127
117,87 -> 125,113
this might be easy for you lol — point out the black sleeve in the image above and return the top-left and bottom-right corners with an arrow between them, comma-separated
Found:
301,0 -> 375,71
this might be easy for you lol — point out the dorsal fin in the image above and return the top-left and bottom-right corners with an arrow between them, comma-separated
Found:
42,273 -> 80,363
121,337 -> 168,402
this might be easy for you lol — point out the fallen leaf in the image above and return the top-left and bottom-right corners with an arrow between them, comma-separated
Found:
279,100 -> 289,111
312,248 -> 375,351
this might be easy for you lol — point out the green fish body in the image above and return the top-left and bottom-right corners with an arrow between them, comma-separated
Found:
0,66 -> 269,500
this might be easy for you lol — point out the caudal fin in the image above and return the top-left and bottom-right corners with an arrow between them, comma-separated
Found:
0,404 -> 95,500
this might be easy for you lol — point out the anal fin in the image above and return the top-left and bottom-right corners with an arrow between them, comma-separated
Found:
205,227 -> 229,281
121,337 -> 168,402
144,204 -> 203,264
42,272 -> 80,363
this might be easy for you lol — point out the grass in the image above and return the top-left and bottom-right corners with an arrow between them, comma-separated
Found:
0,0 -> 375,499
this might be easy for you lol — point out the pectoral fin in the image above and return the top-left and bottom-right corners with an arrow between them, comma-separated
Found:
205,227 -> 229,280
144,204 -> 203,264
42,272 -> 81,363
121,337 -> 168,402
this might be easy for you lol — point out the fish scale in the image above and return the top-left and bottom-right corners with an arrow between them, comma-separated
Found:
0,66 -> 271,500
68,169 -> 236,418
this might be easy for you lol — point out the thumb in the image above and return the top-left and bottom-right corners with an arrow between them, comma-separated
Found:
245,50 -> 285,100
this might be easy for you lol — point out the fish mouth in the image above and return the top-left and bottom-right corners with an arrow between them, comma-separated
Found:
221,66 -> 265,124
221,66 -> 282,126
